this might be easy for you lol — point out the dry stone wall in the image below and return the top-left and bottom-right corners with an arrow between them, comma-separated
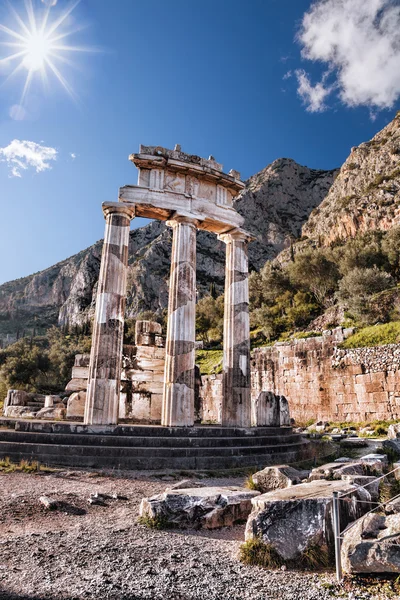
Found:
250,328 -> 400,423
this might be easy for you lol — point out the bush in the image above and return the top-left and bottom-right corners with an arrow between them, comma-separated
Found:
341,322 -> 400,348
337,266 -> 394,324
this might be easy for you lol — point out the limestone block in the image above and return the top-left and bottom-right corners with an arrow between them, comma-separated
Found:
36,405 -> 66,420
394,463 -> 400,480
4,406 -> 38,418
71,366 -> 89,379
131,392 -> 151,422
245,480 -> 371,561
132,381 -> 164,395
252,391 -> 280,427
341,475 -> 380,502
140,486 -> 260,529
5,389 -> 30,407
388,424 -> 400,439
65,378 -> 88,392
74,354 -> 90,368
252,465 -> 302,493
45,395 -> 62,408
279,395 -> 291,426
383,439 -> 400,460
66,391 -> 86,419
341,513 -> 400,573
135,320 -> 162,336
150,393 -> 162,422
136,345 -> 165,361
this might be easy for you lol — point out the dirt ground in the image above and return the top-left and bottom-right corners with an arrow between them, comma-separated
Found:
0,468 -> 397,600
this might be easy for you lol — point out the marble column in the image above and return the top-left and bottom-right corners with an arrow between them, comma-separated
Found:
84,202 -> 135,425
218,230 -> 252,428
162,216 -> 198,427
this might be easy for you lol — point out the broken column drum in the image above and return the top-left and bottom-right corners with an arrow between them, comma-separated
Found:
85,144 -> 252,426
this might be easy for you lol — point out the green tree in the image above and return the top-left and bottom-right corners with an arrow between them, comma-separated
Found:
337,266 -> 394,324
287,250 -> 339,307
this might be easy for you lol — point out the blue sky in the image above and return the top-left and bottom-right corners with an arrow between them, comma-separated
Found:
0,0 -> 399,284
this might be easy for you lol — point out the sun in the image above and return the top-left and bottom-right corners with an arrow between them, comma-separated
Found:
23,32 -> 53,71
0,0 -> 94,103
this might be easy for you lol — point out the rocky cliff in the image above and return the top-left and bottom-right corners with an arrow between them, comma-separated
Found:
0,159 -> 337,341
303,113 -> 400,244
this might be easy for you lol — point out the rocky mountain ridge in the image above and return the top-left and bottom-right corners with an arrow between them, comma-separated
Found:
0,158 -> 336,342
303,113 -> 400,244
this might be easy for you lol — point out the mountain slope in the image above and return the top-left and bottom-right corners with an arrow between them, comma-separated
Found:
0,159 -> 337,342
303,113 -> 400,244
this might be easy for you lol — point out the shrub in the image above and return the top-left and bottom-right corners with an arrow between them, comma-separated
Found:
239,539 -> 284,568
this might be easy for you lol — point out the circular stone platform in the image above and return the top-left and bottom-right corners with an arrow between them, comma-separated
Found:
0,419 -> 311,470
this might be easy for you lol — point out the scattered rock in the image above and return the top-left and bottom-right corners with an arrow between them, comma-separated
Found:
341,513 -> 400,573
251,465 -> 302,493
140,486 -> 260,529
39,496 -> 58,510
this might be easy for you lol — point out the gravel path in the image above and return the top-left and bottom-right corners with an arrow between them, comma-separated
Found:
0,469 -> 394,600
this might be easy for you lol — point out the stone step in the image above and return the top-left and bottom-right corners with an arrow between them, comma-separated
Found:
0,439 -> 307,459
0,443 -> 309,471
10,420 -> 295,438
0,430 -> 305,449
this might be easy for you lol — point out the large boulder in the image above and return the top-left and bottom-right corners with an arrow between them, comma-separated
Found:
139,486 -> 260,529
252,465 -> 302,493
66,391 -> 86,419
245,480 -> 371,561
341,513 -> 400,573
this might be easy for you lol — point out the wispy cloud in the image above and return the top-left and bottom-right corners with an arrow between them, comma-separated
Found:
295,0 -> 400,113
70,152 -> 76,160
0,139 -> 57,177
295,69 -> 332,112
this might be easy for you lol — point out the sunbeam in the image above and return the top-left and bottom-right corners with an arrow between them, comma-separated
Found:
0,0 -> 96,104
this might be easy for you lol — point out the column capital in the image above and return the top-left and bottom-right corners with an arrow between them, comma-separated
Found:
166,214 -> 200,229
102,202 -> 136,220
218,228 -> 254,244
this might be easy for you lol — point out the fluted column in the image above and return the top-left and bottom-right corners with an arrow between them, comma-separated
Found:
85,202 -> 135,425
218,230 -> 252,428
162,216 -> 198,427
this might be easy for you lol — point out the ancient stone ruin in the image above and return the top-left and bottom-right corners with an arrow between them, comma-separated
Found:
85,145 -> 254,428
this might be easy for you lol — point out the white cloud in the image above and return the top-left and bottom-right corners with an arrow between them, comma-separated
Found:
295,69 -> 332,112
70,152 -> 76,159
296,0 -> 400,112
0,140 -> 57,177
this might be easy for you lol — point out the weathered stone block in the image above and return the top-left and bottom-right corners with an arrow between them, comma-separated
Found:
252,391 -> 280,427
341,513 -> 400,573
140,486 -> 260,529
66,391 -> 86,419
252,465 -> 302,493
245,480 -> 371,561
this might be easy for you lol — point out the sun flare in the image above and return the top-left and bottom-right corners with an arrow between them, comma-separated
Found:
0,0 -> 93,103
